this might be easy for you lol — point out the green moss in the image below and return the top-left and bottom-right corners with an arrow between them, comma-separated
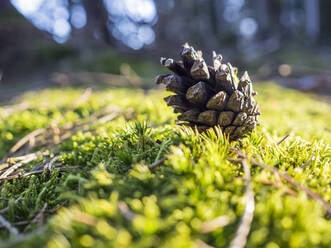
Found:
0,83 -> 330,247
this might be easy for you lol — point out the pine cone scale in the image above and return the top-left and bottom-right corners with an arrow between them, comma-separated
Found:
186,82 -> 209,105
206,91 -> 228,111
198,110 -> 218,126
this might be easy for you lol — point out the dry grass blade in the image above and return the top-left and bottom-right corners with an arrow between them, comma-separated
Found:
92,112 -> 119,125
23,203 -> 48,232
69,88 -> 92,110
0,163 -> 9,171
0,214 -> 19,235
8,151 -> 50,162
229,159 -> 255,248
45,155 -> 61,172
300,153 -> 315,169
199,215 -> 230,233
257,179 -> 297,197
0,220 -> 29,228
277,134 -> 289,145
148,157 -> 166,170
0,152 -> 44,179
2,227 -> 46,248
9,128 -> 46,154
75,105 -> 121,126
195,239 -> 215,248
118,201 -> 135,221
5,105 -> 122,159
230,147 -> 331,216
4,88 -> 96,157
0,196 -> 23,214
1,102 -> 30,118
0,166 -> 79,181
249,158 -> 331,215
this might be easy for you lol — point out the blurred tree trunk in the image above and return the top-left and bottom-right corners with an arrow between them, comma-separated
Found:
80,0 -> 114,45
268,0 -> 282,39
304,0 -> 320,41
0,0 -> 50,83
320,1 -> 331,44
256,0 -> 269,36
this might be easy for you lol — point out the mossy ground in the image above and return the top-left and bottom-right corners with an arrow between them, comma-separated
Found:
0,82 -> 330,248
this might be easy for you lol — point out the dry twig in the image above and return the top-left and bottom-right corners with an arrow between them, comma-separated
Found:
4,88 -> 110,158
0,152 -> 45,179
118,201 -> 135,221
0,213 -> 18,235
256,179 -> 297,197
0,166 -> 79,181
229,159 -> 255,248
195,239 -> 215,248
199,215 -> 230,233
229,148 -> 331,216
148,157 -> 166,170
2,227 -> 46,248
300,153 -> 315,169
277,134 -> 289,145
249,158 -> 331,215
46,156 -> 61,172
0,220 -> 29,228
9,128 -> 46,154
0,196 -> 23,214
23,203 -> 47,232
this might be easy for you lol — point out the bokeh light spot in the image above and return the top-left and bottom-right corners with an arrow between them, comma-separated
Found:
239,18 -> 258,38
71,4 -> 87,29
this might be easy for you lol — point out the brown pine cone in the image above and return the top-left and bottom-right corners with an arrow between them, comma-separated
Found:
156,43 -> 260,140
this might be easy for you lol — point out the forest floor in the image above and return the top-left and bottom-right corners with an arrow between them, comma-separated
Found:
0,82 -> 330,248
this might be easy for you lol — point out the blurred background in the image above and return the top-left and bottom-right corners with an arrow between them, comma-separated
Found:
1,0 -> 331,101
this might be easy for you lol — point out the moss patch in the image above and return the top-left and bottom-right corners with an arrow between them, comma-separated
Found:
0,83 -> 330,248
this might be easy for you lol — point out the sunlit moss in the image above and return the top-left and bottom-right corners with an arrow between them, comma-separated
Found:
0,83 -> 330,247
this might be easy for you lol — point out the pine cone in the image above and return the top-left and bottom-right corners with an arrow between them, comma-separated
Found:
156,43 -> 260,140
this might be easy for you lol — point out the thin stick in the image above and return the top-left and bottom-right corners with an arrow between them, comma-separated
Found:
4,94 -> 117,159
195,239 -> 215,248
199,215 -> 230,233
7,151 -> 49,162
0,151 -> 50,175
0,220 -> 29,227
46,155 -> 60,172
9,128 -> 46,154
229,159 -> 255,248
0,166 -> 79,181
0,152 -> 43,179
1,102 -> 30,117
249,158 -> 331,215
230,148 -> 331,215
277,134 -> 289,145
0,196 -> 23,214
0,213 -> 19,235
257,179 -> 297,196
118,201 -> 135,221
69,88 -> 92,111
92,112 -> 119,125
23,203 -> 47,232
148,157 -> 166,170
300,154 -> 315,169
2,227 -> 46,248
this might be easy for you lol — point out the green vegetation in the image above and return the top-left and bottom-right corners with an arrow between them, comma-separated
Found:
0,83 -> 330,248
